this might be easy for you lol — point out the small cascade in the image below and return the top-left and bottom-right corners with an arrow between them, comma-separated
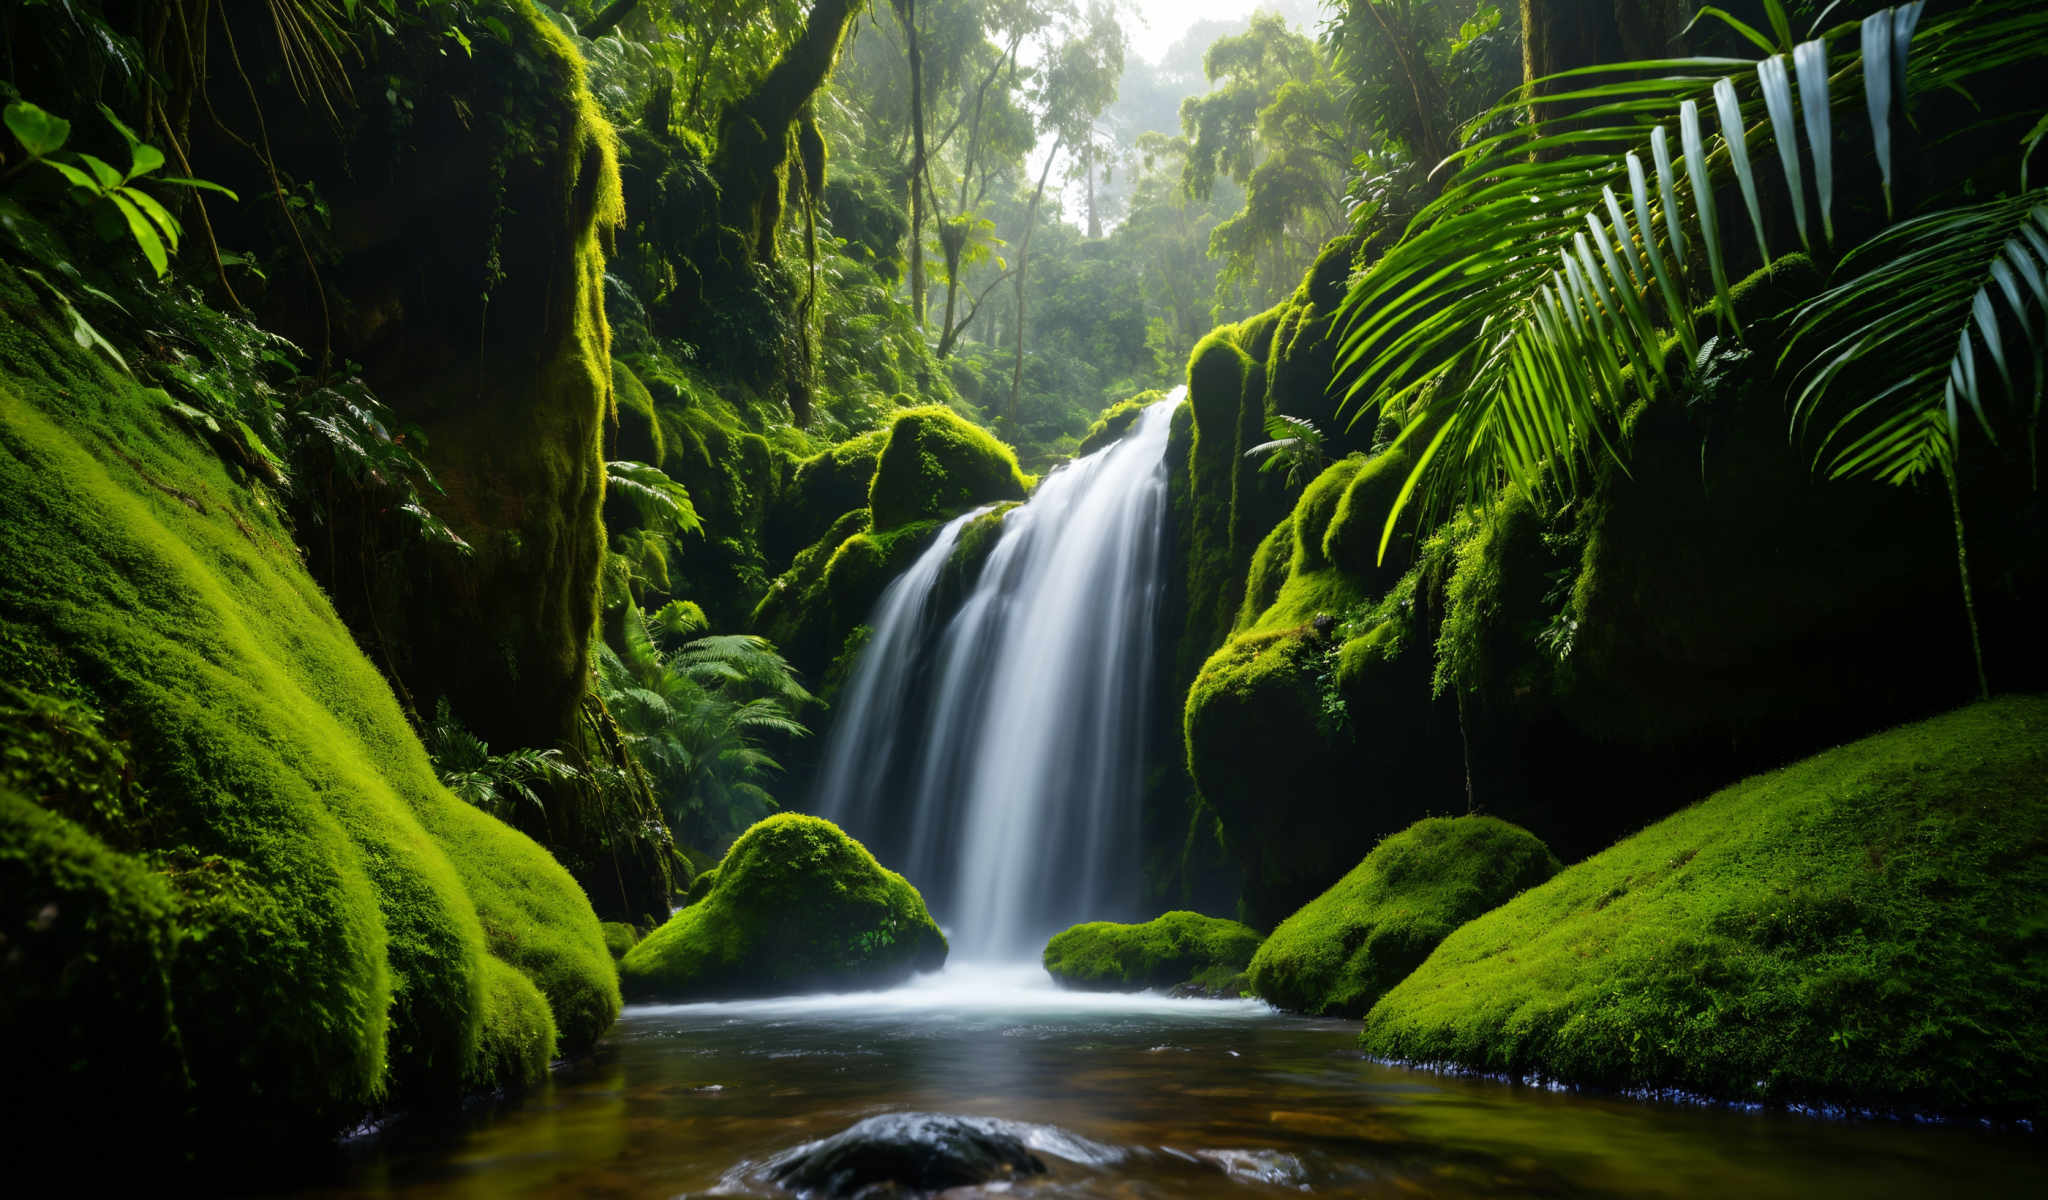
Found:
812,394 -> 1180,959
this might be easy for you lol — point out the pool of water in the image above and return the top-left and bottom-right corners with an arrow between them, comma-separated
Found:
318,965 -> 2045,1197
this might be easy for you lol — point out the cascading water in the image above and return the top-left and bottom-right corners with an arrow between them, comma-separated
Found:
812,393 -> 1179,958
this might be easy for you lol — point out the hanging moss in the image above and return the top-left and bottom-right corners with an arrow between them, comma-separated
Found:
610,359 -> 666,468
1362,697 -> 2048,1117
620,813 -> 946,1000
867,406 -> 1031,530
1043,911 -> 1263,994
1248,816 -> 1559,1017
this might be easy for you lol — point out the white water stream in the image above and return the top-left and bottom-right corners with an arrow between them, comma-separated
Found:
812,394 -> 1180,957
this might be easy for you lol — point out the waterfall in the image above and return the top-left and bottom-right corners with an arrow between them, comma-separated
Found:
812,394 -> 1179,959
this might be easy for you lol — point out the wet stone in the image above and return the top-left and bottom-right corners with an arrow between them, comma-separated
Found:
764,1112 -> 1049,1197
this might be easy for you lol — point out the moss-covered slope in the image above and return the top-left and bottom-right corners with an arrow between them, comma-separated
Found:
0,261 -> 616,1151
620,813 -> 946,1000
1248,817 -> 1559,1017
1361,697 -> 2048,1116
1042,911 -> 1262,994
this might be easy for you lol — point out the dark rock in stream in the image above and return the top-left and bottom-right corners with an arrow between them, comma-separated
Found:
764,1112 -> 1050,1197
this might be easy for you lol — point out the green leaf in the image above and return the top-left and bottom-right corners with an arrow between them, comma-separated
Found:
95,103 -> 142,148
39,158 -> 98,191
1714,78 -> 1771,264
105,191 -> 169,277
74,152 -> 123,192
157,176 -> 240,200
117,186 -> 181,252
1793,39 -> 1836,244
126,141 -> 165,180
1757,54 -> 1811,252
1680,100 -> 1739,334
5,101 -> 70,158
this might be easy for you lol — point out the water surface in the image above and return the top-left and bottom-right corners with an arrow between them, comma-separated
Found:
322,966 -> 2045,1198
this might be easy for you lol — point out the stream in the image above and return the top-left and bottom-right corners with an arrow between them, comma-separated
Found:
318,965 -> 2045,1198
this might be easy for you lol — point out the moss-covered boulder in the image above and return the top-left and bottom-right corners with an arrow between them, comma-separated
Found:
750,513 -> 942,680
1248,817 -> 1559,1016
1042,911 -> 1263,995
601,921 -> 642,961
1361,697 -> 2048,1116
620,814 -> 946,1000
0,257 -> 617,1152
868,406 -> 1030,530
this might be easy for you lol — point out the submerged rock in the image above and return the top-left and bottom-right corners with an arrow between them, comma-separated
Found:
1043,911 -> 1262,994
619,814 -> 946,1001
765,1112 -> 1049,1197
1248,816 -> 1560,1017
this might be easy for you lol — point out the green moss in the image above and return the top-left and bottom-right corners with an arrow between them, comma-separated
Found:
1236,516 -> 1296,631
1322,437 -> 1423,586
683,865 -> 720,905
1361,697 -> 2048,1116
619,813 -> 947,1000
601,921 -> 642,960
1248,817 -> 1559,1017
467,956 -> 558,1091
0,254 -> 616,1142
936,501 -> 1016,603
1286,457 -> 1364,575
1077,392 -> 1161,457
610,359 -> 665,467
867,406 -> 1030,530
1043,911 -> 1263,994
769,428 -> 889,558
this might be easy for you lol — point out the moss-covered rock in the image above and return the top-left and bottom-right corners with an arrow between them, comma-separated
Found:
867,406 -> 1030,530
0,255 -> 616,1149
750,513 -> 942,679
601,921 -> 642,961
1248,817 -> 1559,1017
620,814 -> 946,1001
1077,392 -> 1161,457
765,428 -> 889,562
1042,911 -> 1262,994
1360,697 -> 2048,1116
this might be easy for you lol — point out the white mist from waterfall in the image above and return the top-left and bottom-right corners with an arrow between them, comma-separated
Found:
811,394 -> 1180,960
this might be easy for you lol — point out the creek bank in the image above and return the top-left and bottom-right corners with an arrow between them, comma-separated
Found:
1359,697 -> 2048,1118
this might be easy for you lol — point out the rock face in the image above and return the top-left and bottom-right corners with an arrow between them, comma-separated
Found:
765,1113 -> 1049,1197
1247,817 -> 1560,1017
619,814 -> 946,1001
1360,697 -> 2048,1116
1042,911 -> 1262,994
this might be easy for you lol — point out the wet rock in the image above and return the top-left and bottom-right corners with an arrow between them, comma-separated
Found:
766,1112 -> 1048,1197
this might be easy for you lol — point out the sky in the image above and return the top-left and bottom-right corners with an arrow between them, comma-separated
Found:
1120,0 -> 1327,65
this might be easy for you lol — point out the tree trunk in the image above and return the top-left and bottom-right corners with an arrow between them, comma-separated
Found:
711,0 -> 864,264
1008,132 -> 1065,418
901,0 -> 930,329
1521,0 -> 1692,131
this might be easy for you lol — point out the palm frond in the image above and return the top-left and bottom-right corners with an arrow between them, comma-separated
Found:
1787,192 -> 2048,484
1330,1 -> 2044,561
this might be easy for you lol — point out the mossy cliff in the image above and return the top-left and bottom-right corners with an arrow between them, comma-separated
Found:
620,813 -> 946,1000
0,261 -> 617,1154
1042,911 -> 1262,995
1174,254 -> 2001,923
188,2 -> 681,921
751,406 -> 1028,682
1248,817 -> 1559,1017
1361,697 -> 2048,1118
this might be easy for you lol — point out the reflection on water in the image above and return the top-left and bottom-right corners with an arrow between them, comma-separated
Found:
319,966 -> 2046,1198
